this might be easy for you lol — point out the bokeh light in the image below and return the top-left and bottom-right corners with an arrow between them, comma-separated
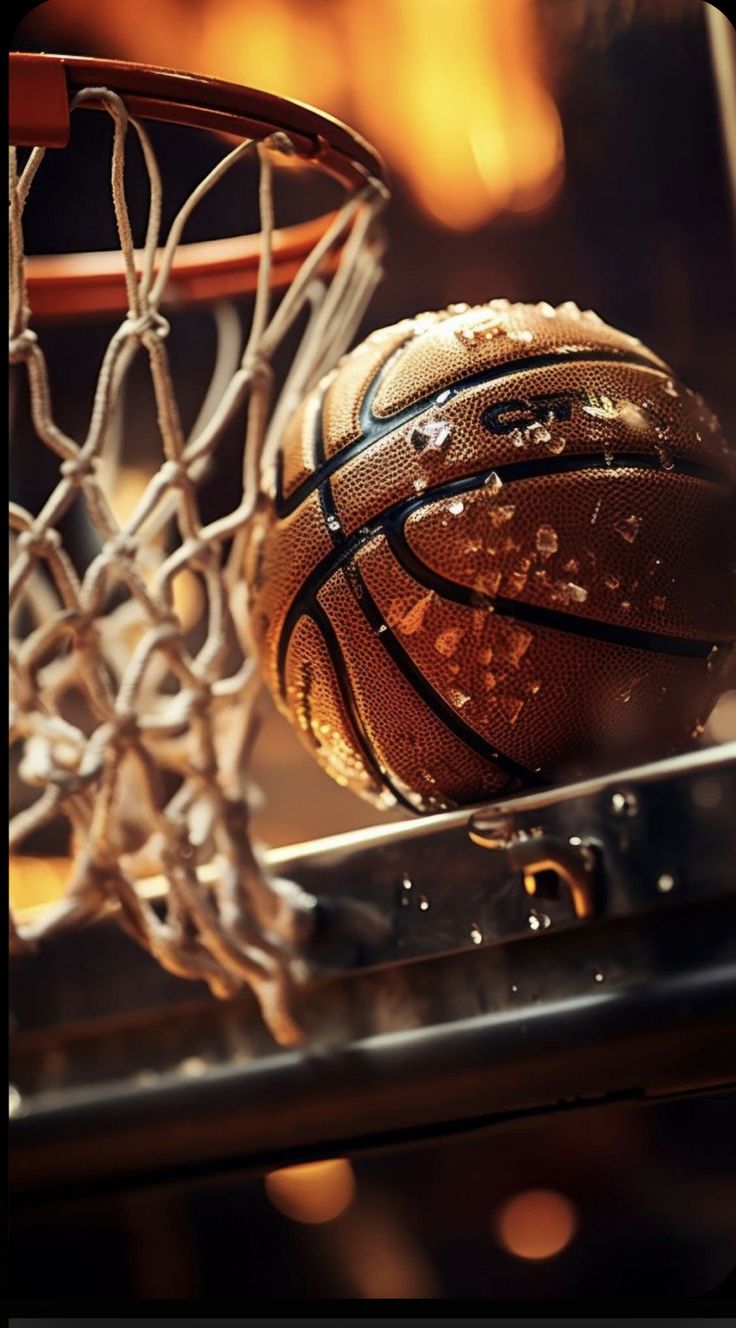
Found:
265,1158 -> 356,1224
495,1187 -> 578,1260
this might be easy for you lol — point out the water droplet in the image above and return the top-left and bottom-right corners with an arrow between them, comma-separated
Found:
663,379 -> 679,397
611,789 -> 639,817
614,514 -> 641,543
603,444 -> 615,466
449,687 -> 471,709
377,623 -> 387,634
435,626 -> 463,657
538,301 -> 556,318
508,327 -> 535,344
615,676 -> 641,703
527,678 -> 542,697
456,315 -> 507,344
654,441 -> 674,470
593,970 -> 605,983
583,392 -> 618,420
484,470 -> 503,493
489,504 -> 516,526
525,422 -> 551,445
547,434 -> 567,454
419,895 -> 430,911
581,308 -> 604,325
528,908 -> 551,931
557,300 -> 581,318
620,598 -> 632,613
474,568 -> 502,596
470,924 -> 483,945
707,645 -> 720,673
505,624 -> 533,665
413,476 -> 427,492
402,875 -> 413,890
603,574 -> 620,591
509,427 -> 526,449
590,496 -> 603,526
447,497 -> 465,515
411,419 -> 452,453
435,388 -> 452,404
389,591 -> 433,636
657,872 -> 675,893
619,401 -> 649,432
535,525 -> 558,557
9,1084 -> 23,1119
327,514 -> 341,532
447,301 -> 470,315
561,581 -> 588,604
498,695 -> 525,726
508,558 -> 531,594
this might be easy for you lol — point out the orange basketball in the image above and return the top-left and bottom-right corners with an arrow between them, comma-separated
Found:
245,300 -> 736,812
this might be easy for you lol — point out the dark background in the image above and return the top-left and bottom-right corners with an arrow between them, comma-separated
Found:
10,0 -> 736,1304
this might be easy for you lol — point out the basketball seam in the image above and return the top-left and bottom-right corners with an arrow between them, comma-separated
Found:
340,563 -> 539,789
299,598 -> 420,813
383,518 -> 726,661
276,457 -> 733,701
275,347 -> 678,516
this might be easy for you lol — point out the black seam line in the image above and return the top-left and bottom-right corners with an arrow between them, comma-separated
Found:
344,564 -> 539,788
383,520 -> 727,662
306,597 -> 419,814
276,454 -> 732,700
314,386 -> 344,546
275,348 -> 671,517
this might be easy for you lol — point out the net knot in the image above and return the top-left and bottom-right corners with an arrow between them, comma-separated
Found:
159,459 -> 190,489
9,328 -> 38,363
16,526 -> 62,557
121,308 -> 171,342
106,532 -> 139,560
60,455 -> 96,483
111,710 -> 139,744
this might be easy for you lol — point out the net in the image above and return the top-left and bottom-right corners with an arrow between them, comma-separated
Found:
9,59 -> 388,1044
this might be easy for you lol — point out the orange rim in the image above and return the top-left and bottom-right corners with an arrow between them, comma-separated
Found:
10,52 -> 388,319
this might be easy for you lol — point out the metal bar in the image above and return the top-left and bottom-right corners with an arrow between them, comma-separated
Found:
10,896 -> 736,1201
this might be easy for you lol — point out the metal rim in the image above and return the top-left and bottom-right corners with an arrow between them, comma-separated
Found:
10,51 -> 389,318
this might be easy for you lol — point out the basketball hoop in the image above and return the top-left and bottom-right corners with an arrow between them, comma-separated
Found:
9,52 -> 389,1044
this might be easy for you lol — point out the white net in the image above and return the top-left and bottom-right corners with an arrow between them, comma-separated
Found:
9,84 -> 387,1044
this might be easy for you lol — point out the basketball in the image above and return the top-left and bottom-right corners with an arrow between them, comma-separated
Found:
245,300 -> 735,812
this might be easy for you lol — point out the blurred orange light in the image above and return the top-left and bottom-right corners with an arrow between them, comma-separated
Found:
18,0 -> 563,232
495,1187 -> 578,1260
265,1158 -> 356,1224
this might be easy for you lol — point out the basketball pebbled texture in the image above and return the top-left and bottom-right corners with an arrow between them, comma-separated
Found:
245,300 -> 736,813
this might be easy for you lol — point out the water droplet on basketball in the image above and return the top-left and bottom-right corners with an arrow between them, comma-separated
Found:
535,525 -> 558,557
561,581 -> 588,604
447,497 -> 465,516
470,924 -> 483,945
484,470 -> 503,493
411,419 -> 452,453
450,688 -> 471,709
614,514 -> 641,543
435,627 -> 463,657
419,894 -> 430,911
547,434 -> 567,454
